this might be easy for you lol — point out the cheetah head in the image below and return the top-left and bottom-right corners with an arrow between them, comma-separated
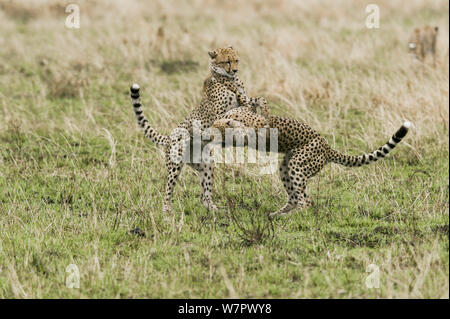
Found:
408,26 -> 439,53
208,46 -> 239,79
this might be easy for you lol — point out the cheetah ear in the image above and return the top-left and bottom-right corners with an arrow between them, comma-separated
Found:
227,45 -> 233,49
208,50 -> 217,59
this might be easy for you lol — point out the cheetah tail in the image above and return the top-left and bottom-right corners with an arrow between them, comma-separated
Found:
130,83 -> 169,146
328,122 -> 411,167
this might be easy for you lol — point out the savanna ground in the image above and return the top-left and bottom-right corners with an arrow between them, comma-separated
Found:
0,0 -> 448,298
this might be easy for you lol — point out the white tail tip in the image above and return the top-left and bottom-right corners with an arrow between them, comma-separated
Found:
131,83 -> 140,90
403,121 -> 412,129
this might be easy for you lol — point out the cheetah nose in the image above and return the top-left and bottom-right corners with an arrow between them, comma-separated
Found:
232,69 -> 238,73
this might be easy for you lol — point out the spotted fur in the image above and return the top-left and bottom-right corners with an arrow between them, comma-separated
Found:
408,25 -> 439,66
131,47 -> 263,214
212,104 -> 411,217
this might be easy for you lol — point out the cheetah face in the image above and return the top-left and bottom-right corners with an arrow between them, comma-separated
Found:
208,46 -> 239,79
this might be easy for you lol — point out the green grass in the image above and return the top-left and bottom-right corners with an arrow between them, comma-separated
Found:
0,125 -> 447,298
0,0 -> 448,298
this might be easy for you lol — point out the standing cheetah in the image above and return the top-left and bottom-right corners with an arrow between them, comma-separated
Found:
211,103 -> 411,217
408,25 -> 439,66
130,47 -> 263,214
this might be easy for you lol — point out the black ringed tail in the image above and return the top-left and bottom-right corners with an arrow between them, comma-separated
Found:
130,83 -> 169,146
329,121 -> 411,167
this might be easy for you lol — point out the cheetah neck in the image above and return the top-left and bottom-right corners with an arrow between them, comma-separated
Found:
210,64 -> 235,80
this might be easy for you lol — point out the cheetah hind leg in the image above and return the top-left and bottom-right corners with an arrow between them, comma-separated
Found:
268,152 -> 297,217
163,160 -> 184,215
192,162 -> 218,211
269,147 -> 324,217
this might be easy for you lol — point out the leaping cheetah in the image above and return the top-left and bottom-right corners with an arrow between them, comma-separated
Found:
211,100 -> 411,217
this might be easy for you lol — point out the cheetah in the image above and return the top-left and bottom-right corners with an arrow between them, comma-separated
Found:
408,25 -> 439,66
130,47 -> 264,214
211,102 -> 411,217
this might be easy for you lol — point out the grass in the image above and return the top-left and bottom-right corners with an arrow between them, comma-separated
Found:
0,0 -> 448,298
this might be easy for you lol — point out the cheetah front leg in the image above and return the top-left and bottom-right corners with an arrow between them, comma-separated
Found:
224,81 -> 268,116
269,172 -> 308,217
212,118 -> 246,131
163,160 -> 184,215
236,91 -> 268,116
